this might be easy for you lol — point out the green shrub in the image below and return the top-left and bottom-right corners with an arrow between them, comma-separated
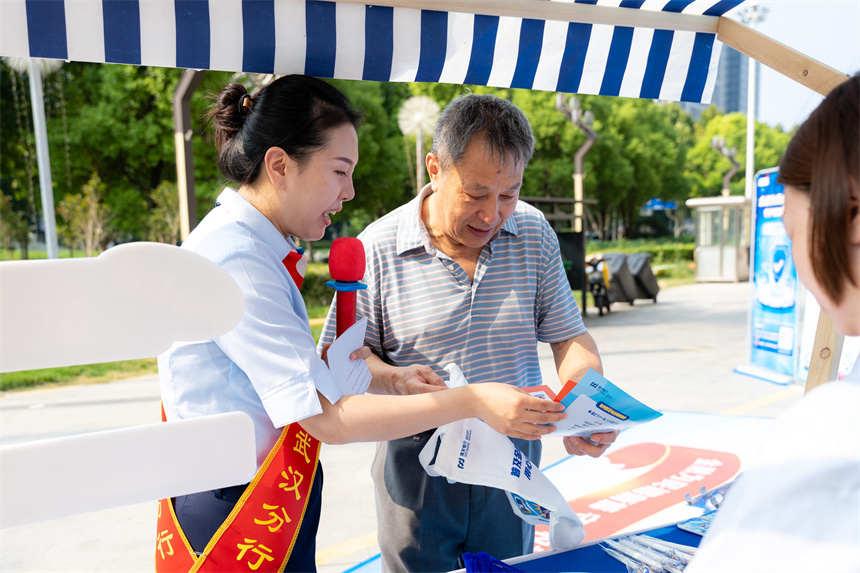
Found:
1,359 -> 157,392
587,238 -> 695,265
303,262 -> 337,309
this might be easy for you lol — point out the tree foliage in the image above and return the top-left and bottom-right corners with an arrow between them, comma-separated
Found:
0,194 -> 31,257
57,172 -> 111,256
145,180 -> 181,245
1,61 -> 185,248
684,112 -> 791,198
56,64 -> 181,239
0,61 -> 796,251
331,79 -> 414,225
501,92 -> 695,238
1,65 -> 40,238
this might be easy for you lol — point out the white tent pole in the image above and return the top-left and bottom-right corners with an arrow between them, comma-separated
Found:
28,58 -> 59,259
741,4 -> 766,202
745,57 -> 756,201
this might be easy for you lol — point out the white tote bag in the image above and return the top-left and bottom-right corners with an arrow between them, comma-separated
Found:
418,364 -> 585,551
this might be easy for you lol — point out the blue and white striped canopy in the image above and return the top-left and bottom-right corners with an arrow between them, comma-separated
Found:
1,0 -> 744,103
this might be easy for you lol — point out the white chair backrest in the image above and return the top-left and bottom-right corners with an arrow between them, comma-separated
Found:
0,243 -> 256,529
1,242 -> 244,372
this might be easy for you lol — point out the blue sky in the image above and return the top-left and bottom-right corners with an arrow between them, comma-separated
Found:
726,1 -> 860,130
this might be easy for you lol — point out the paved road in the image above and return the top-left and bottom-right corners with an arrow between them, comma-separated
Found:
0,281 -> 804,572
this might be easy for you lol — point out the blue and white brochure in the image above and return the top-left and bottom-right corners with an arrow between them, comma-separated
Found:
536,369 -> 662,438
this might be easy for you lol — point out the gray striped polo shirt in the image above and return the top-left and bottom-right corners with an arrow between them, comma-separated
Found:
319,187 -> 587,388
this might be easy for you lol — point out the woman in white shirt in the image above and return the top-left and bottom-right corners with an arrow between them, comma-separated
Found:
156,75 -> 567,572
687,74 -> 859,572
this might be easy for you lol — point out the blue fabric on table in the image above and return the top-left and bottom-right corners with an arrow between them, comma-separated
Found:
511,525 -> 702,573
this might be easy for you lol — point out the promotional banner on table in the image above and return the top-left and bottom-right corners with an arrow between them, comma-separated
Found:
346,411 -> 773,571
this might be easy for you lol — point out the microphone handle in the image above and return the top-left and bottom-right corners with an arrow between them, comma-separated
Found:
335,290 -> 357,338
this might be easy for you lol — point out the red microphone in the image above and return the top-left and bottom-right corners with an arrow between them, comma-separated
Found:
327,237 -> 367,338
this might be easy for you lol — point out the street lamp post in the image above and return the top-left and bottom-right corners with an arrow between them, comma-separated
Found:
739,3 -> 768,201
27,59 -> 59,259
398,96 -> 441,195
556,94 -> 598,233
3,57 -> 63,258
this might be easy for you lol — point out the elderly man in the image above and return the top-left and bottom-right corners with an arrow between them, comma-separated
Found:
319,94 -> 614,572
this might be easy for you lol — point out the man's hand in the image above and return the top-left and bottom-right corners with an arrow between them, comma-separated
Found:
364,354 -> 447,395
563,430 -> 619,458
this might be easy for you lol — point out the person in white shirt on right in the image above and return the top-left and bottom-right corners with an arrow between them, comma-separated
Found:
687,74 -> 860,572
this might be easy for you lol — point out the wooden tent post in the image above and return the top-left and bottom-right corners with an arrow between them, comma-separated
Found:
805,313 -> 845,393
716,17 -> 846,98
331,0 -> 718,32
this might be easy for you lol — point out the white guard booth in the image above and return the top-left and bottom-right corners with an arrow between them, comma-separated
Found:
686,195 -> 751,283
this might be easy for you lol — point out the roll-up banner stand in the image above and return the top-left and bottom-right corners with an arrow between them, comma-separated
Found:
735,168 -> 801,384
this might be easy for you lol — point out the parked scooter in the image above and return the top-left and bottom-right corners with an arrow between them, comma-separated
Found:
586,255 -> 611,316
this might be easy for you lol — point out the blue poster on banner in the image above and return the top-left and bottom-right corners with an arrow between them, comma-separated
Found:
742,168 -> 800,382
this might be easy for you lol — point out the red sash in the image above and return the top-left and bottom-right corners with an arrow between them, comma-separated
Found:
156,247 -> 315,572
155,422 -> 321,572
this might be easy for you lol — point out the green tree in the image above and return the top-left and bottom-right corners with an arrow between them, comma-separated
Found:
685,112 -> 791,198
512,88 -> 581,198
59,64 -> 181,239
2,61 -> 180,245
2,63 -> 795,249
1,64 -> 40,244
0,194 -> 31,258
661,103 -> 698,236
514,92 -> 693,238
332,79 -> 414,224
57,172 -> 111,256
145,180 -> 180,245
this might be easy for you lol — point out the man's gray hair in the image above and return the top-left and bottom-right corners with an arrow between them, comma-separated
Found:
430,94 -> 535,170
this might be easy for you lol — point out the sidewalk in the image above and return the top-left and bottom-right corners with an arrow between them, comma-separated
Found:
0,281 -> 804,572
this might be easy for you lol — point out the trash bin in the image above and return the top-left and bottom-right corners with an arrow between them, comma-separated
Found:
602,252 -> 637,305
626,252 -> 660,302
556,232 -> 586,292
